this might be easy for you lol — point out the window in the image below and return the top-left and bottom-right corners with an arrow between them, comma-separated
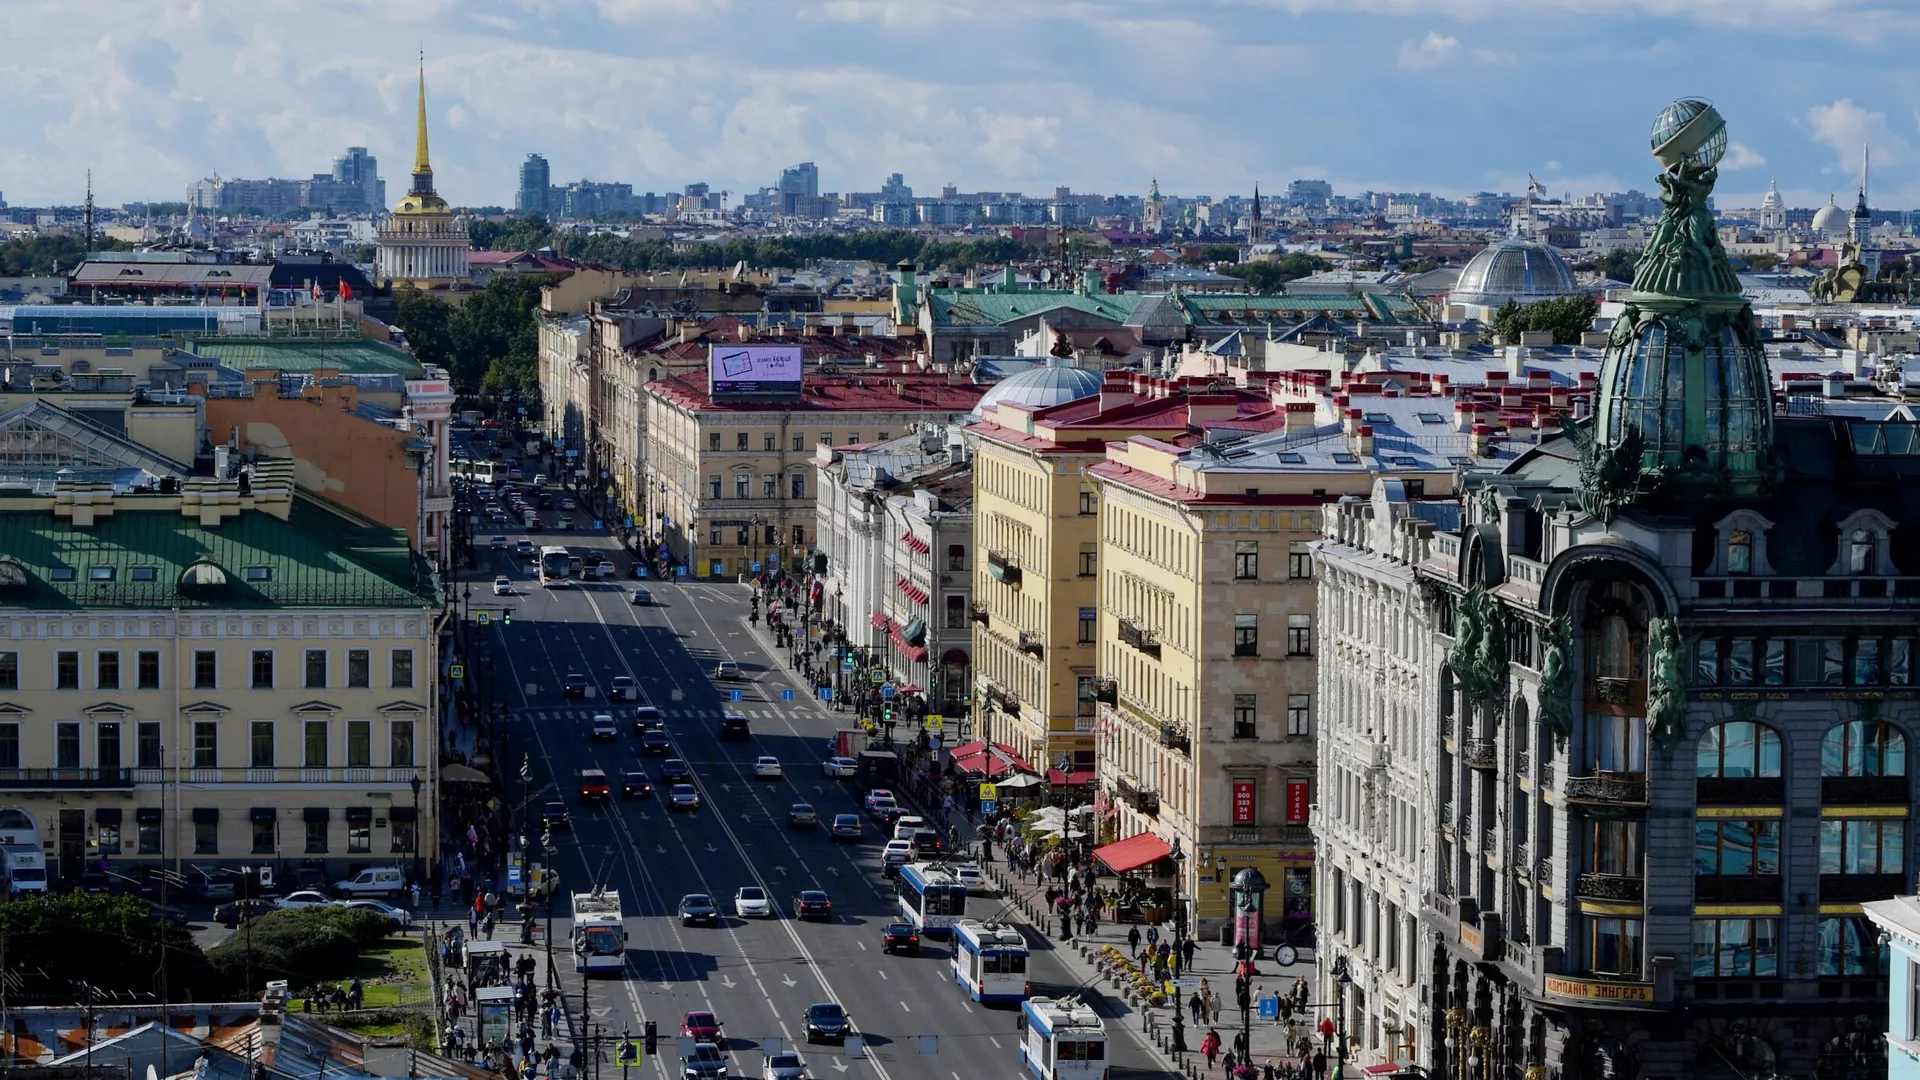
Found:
708,432 -> 721,451
1762,639 -> 1786,685
763,524 -> 776,545
345,720 -> 372,770
1234,694 -> 1257,739
1696,721 -> 1783,778
735,474 -> 750,499
55,723 -> 80,769
710,526 -> 722,545
1817,916 -> 1889,976
250,721 -> 275,769
736,527 -> 749,546
56,651 -> 79,690
947,544 -> 966,572
92,721 -> 118,775
1849,529 -> 1874,575
792,526 -> 805,548
1723,639 -> 1755,685
305,817 -> 328,854
195,817 -> 219,855
193,650 -> 217,689
736,431 -> 749,451
391,650 -> 415,689
1856,639 -> 1882,685
946,596 -> 966,630
1692,918 -> 1779,977
49,566 -> 73,581
1078,607 -> 1096,645
1695,640 -> 1719,685
1079,490 -> 1097,515
0,724 -> 16,769
132,566 -> 156,581
304,721 -> 329,768
793,434 -> 806,451
390,721 -> 416,768
391,816 -> 416,855
303,649 -> 327,689
1287,614 -> 1313,656
708,475 -> 722,499
1695,820 -> 1781,875
138,815 -> 162,855
0,652 -> 14,691
342,649 -> 369,689
1820,818 -> 1904,875
137,722 -> 161,769
877,432 -> 890,442
846,434 -> 859,445
1586,915 -> 1643,977
98,818 -> 119,853
1726,531 -> 1753,574
1287,694 -> 1312,736
192,721 -> 218,768
1076,677 -> 1096,718
764,433 -> 776,451
1234,541 -> 1259,580
137,650 -> 160,689
96,651 -> 119,690
348,815 -> 371,854
89,566 -> 114,582
1821,720 -> 1906,777
791,473 -> 806,499
243,566 -> 271,582
251,650 -> 274,689
763,474 -> 778,499
252,815 -> 276,854
1077,548 -> 1097,577
1233,614 -> 1259,657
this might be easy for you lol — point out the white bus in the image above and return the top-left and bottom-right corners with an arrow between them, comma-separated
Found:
896,863 -> 967,938
1020,997 -> 1106,1080
539,546 -> 573,587
950,919 -> 1029,1003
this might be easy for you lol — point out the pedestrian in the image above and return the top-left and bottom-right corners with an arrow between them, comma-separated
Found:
482,910 -> 495,940
1170,948 -> 1182,980
411,881 -> 423,910
1146,925 -> 1160,951
1188,990 -> 1203,1025
1222,1047 -> 1238,1076
1128,925 -> 1142,959
1183,936 -> 1198,971
1265,1060 -> 1278,1080
468,906 -> 480,935
1201,1029 -> 1222,1069
1200,979 -> 1215,1023
1311,1050 -> 1326,1080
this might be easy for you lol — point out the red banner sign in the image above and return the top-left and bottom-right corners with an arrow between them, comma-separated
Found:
1232,781 -> 1256,825
1286,782 -> 1310,824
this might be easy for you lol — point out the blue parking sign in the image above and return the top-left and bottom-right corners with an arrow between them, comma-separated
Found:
1259,996 -> 1281,1020
819,687 -> 834,701
980,800 -> 996,816
781,689 -> 795,701
880,685 -> 896,700
730,689 -> 744,702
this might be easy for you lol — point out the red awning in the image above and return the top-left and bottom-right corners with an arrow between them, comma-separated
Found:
949,740 -> 987,759
1047,767 -> 1096,787
954,743 -> 1030,778
941,649 -> 970,665
895,576 -> 930,604
870,612 -> 892,629
897,683 -> 924,693
901,533 -> 931,554
1362,1065 -> 1403,1076
1094,832 -> 1173,874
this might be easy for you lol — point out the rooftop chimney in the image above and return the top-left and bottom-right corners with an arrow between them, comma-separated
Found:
1471,422 -> 1493,457
1355,424 -> 1374,457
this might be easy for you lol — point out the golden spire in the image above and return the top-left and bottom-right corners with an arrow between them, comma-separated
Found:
413,54 -> 431,175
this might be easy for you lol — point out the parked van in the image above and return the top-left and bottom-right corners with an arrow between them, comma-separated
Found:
334,866 -> 405,897
4,847 -> 47,894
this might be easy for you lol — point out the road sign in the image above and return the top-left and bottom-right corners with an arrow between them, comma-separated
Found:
880,685 -> 896,700
730,689 -> 744,702
1259,996 -> 1281,1020
979,783 -> 997,801
927,714 -> 944,729
842,656 -> 855,671
781,689 -> 795,702
818,687 -> 834,701
615,1041 -> 641,1066
477,613 -> 491,626
869,668 -> 886,684
980,800 -> 996,816
751,562 -> 762,573
449,664 -> 465,681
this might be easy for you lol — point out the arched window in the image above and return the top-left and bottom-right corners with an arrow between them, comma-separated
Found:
1598,616 -> 1635,678
1438,666 -> 1457,734
1697,721 -> 1783,779
1727,530 -> 1754,574
1585,580 -> 1648,683
1821,720 -> 1907,778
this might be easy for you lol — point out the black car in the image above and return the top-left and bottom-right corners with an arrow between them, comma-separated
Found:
641,729 -> 672,756
719,714 -> 750,742
803,1002 -> 852,1043
678,894 -> 718,926
633,706 -> 665,734
792,890 -> 832,920
660,758 -> 691,782
881,922 -> 919,955
213,897 -> 276,929
562,672 -> 589,698
622,771 -> 654,798
144,902 -> 193,928
911,829 -> 946,858
542,800 -> 571,830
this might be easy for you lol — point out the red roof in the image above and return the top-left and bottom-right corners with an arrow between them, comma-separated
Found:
1094,832 -> 1173,874
647,370 -> 986,414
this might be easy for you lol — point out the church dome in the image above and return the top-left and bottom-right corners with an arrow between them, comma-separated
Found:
969,360 -> 1103,420
1813,195 -> 1849,238
1450,237 -> 1578,309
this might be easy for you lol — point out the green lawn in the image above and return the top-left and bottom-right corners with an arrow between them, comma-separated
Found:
291,935 -> 433,1011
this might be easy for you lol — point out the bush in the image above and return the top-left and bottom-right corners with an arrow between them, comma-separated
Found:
208,907 -> 385,993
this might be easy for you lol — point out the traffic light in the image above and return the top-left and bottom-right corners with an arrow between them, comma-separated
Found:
643,1021 -> 658,1056
503,610 -> 512,626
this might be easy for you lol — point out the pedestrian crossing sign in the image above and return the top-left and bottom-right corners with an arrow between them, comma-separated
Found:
615,1041 -> 641,1066
926,714 -> 943,731
979,783 -> 997,801
449,664 -> 465,681
477,613 -> 491,626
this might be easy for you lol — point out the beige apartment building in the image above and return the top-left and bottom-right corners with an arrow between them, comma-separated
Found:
644,369 -> 985,579
0,459 -> 440,887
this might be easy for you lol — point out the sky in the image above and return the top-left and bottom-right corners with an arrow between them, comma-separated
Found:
4,0 -> 1918,213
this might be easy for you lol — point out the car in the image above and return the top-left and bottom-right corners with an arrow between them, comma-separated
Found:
562,672 -> 589,698
533,473 -> 548,485
677,893 -> 718,926
787,803 -> 818,829
641,730 -> 672,756
719,714 -> 750,741
556,516 -> 573,530
515,539 -> 534,558
753,756 -> 783,779
953,864 -> 986,890
660,758 -> 691,782
596,560 -> 617,579
560,497 -> 577,511
828,814 -> 862,842
539,494 -> 555,510
820,756 -> 857,778
275,890 -> 337,910
802,1002 -> 851,1043
490,536 -> 508,550
214,897 -> 276,928
764,1050 -> 806,1080
633,706 -> 665,733
892,815 -> 927,840
630,587 -> 652,605
543,800 -> 571,830
493,575 -> 513,596
713,661 -> 741,680
682,1042 -> 726,1080
621,770 -> 655,798
880,840 -> 913,877
735,886 -> 772,918
910,829 -> 946,858
668,784 -> 700,810
590,714 -> 618,741
881,922 -> 919,955
342,899 -> 413,929
791,890 -> 832,920
866,797 -> 898,823
681,1011 -> 722,1040
608,676 -> 637,702
863,790 -> 896,812
143,901 -> 194,928
578,769 -> 611,800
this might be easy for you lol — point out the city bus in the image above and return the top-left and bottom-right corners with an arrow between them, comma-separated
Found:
539,545 -> 573,587
1020,997 -> 1106,1080
896,863 -> 967,938
950,919 -> 1029,1003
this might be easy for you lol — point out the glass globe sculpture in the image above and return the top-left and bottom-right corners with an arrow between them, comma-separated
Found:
1650,99 -> 1727,171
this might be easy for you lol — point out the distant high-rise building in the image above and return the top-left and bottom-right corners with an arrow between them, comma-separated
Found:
1286,179 -> 1333,208
518,154 -> 551,215
880,173 -> 911,201
331,146 -> 385,213
778,162 -> 820,199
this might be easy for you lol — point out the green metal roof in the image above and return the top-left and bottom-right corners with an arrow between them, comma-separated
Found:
184,339 -> 426,379
927,289 -> 1143,328
1174,292 -> 1425,325
0,499 -> 438,610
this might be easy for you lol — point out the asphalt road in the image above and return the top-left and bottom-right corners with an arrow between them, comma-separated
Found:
460,500 -> 1173,1080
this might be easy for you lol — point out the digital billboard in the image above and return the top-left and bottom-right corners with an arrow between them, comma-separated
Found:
709,345 -> 803,396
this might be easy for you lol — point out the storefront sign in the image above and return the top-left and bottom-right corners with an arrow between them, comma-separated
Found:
1232,781 -> 1256,825
1286,782 -> 1310,824
1542,976 -> 1654,1003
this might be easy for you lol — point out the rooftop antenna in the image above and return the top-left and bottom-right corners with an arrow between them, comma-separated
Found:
83,170 -> 94,251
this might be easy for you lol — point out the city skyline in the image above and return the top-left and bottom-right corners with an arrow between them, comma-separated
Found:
1,1 -> 1914,211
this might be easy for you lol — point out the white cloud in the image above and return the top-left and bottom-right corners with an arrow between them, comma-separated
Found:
1804,98 -> 1907,179
1720,141 -> 1765,170
1396,29 -> 1514,70
1238,0 -> 1920,40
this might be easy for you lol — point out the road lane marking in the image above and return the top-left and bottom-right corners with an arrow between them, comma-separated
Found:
899,1001 -> 910,1012
877,970 -> 887,980
988,1037 -> 1000,1049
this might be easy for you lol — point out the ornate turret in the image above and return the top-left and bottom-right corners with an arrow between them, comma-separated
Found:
395,61 -> 450,216
1582,100 -> 1774,519
376,57 -> 468,289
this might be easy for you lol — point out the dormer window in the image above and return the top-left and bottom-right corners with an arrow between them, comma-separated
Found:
1849,530 -> 1874,575
1727,531 -> 1753,575
1827,510 -> 1897,577
1709,510 -> 1778,577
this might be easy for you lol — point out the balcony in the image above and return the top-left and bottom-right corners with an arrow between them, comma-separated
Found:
969,602 -> 990,626
1483,828 -> 1498,859
1695,777 -> 1786,805
1541,761 -> 1555,789
1515,748 -> 1531,779
1576,872 -> 1645,904
1118,618 -> 1161,658
1821,873 -> 1907,904
1564,772 -> 1649,808
1458,912 -> 1504,963
1094,678 -> 1117,706
1821,776 -> 1909,805
1158,723 -> 1191,754
1441,802 -> 1455,830
1018,631 -> 1045,658
982,682 -> 1021,714
1116,779 -> 1160,816
1694,875 -> 1782,903
1516,842 -> 1532,874
1538,856 -> 1554,886
0,767 -> 136,790
986,550 -> 1022,587
1462,739 -> 1498,771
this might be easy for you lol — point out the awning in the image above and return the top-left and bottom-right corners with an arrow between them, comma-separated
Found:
949,740 -> 987,759
346,807 -> 374,822
1094,832 -> 1173,874
941,649 -> 970,665
137,807 -> 163,824
249,808 -> 276,823
303,807 -> 331,822
896,683 -> 924,694
1362,1066 -> 1403,1076
94,808 -> 122,825
895,577 -> 930,605
442,763 -> 492,784
887,620 -> 928,662
995,772 -> 1045,790
390,806 -> 418,822
902,617 -> 927,645
901,533 -> 930,555
1048,767 -> 1096,787
191,808 -> 219,824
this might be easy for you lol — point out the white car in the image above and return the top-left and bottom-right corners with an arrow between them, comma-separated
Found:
735,886 -> 772,918
763,1050 -> 806,1080
952,864 -> 986,890
493,575 -> 513,595
713,661 -> 742,680
754,756 -> 783,779
820,756 -> 857,778
276,890 -> 337,910
880,841 -> 914,871
892,816 -> 927,841
342,898 -> 413,928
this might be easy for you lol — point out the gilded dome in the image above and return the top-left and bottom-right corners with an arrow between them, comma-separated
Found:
1450,237 -> 1578,309
969,360 -> 1103,420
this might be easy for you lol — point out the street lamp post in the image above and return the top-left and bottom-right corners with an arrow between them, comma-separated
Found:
1444,1007 -> 1467,1080
410,773 -> 423,889
1331,954 -> 1353,1079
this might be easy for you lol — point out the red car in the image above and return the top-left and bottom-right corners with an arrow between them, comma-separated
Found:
681,1011 -> 722,1040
